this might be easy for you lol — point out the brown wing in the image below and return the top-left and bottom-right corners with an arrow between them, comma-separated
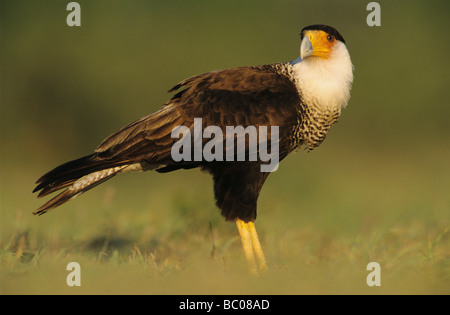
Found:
33,65 -> 302,216
95,65 -> 301,169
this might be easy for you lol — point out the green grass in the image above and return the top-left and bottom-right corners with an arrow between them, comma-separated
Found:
1,0 -> 449,295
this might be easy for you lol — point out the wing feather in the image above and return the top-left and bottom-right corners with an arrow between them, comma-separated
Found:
94,65 -> 301,168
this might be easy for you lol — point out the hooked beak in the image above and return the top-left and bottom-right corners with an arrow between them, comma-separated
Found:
300,35 -> 314,59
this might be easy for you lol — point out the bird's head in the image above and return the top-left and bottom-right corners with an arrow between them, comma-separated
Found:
299,24 -> 346,60
292,24 -> 353,111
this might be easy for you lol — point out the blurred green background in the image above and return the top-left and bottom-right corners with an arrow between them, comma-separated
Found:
1,0 -> 449,294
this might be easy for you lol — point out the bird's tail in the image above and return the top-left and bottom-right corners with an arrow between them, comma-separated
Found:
32,154 -> 129,215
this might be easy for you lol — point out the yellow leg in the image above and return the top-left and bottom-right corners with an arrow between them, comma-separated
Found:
248,221 -> 267,271
236,219 -> 267,273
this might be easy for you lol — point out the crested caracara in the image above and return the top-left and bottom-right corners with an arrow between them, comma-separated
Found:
33,24 -> 354,273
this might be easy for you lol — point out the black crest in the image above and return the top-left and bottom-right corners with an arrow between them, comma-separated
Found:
301,24 -> 345,43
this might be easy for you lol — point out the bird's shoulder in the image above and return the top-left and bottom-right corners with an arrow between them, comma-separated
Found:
169,63 -> 298,99
168,63 -> 301,124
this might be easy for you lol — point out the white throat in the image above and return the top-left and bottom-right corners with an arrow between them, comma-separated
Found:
290,41 -> 354,112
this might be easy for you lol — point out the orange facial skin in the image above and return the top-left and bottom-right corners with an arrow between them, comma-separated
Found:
302,30 -> 336,59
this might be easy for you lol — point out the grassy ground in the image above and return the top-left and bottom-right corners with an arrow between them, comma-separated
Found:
1,140 -> 449,294
1,0 -> 449,295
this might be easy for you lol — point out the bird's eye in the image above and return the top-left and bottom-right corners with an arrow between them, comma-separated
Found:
326,35 -> 334,42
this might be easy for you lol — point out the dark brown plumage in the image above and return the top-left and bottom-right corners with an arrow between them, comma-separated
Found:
33,65 -> 302,219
